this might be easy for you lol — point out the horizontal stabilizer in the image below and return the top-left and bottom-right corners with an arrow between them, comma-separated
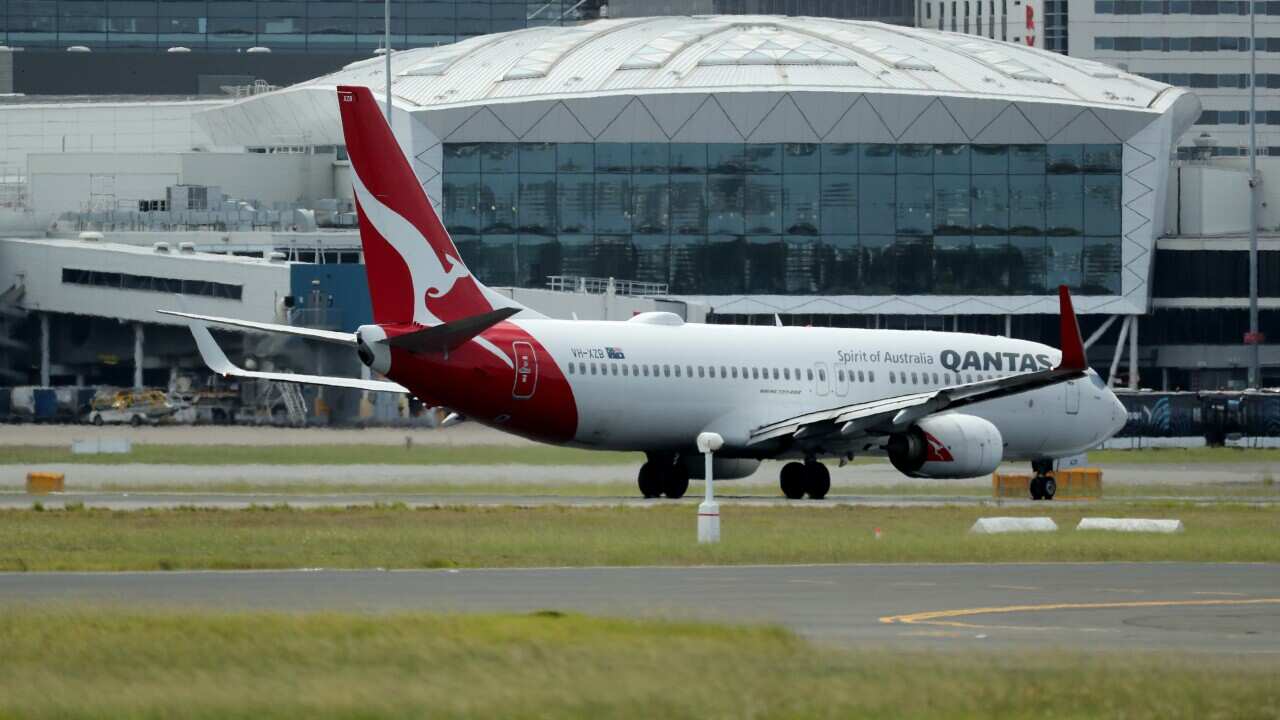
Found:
384,306 -> 520,354
157,309 -> 356,347
183,315 -> 407,394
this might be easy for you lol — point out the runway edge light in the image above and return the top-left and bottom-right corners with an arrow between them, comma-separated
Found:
696,432 -> 724,544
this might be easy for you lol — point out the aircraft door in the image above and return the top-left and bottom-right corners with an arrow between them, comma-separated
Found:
512,341 -> 537,399
814,362 -> 830,397
1064,379 -> 1079,415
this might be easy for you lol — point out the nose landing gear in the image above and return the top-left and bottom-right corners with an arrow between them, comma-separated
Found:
1030,459 -> 1057,501
779,459 -> 830,500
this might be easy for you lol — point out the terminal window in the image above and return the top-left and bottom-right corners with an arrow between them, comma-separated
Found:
61,268 -> 243,300
441,142 -> 1123,296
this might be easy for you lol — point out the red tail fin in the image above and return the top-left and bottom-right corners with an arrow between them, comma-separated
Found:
336,85 -> 491,326
1055,285 -> 1087,371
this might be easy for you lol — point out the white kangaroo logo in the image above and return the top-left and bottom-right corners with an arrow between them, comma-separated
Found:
352,175 -> 470,327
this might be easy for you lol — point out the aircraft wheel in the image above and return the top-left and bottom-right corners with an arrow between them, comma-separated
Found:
129,414 -> 143,427
663,462 -> 689,499
637,462 -> 664,499
91,413 -> 103,426
804,460 -> 830,500
1041,476 -> 1057,501
779,462 -> 806,500
1029,476 -> 1045,501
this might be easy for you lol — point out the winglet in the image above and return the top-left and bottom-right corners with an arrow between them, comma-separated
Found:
186,317 -> 238,377
1055,285 -> 1087,371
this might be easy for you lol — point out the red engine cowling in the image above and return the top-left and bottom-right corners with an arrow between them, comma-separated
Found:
886,413 -> 1004,479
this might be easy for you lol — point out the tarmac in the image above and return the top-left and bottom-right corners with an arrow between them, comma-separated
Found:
2,563 -> 1276,652
1,490 -> 1276,510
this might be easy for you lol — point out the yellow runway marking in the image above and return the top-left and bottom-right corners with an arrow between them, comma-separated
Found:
880,598 -> 1280,630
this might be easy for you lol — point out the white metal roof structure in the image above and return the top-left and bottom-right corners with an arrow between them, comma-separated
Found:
199,16 -> 1197,148
197,16 -> 1202,317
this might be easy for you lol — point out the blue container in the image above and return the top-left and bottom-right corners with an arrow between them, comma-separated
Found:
33,388 -> 57,419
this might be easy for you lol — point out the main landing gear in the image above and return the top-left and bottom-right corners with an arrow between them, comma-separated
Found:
1029,459 -> 1057,501
779,459 -> 830,500
637,455 -> 690,499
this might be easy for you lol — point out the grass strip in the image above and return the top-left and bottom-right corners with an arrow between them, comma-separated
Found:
0,608 -> 1275,719
0,443 -> 637,466
1,502 -> 1276,571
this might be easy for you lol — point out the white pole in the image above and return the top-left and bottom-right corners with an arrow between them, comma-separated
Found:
696,432 -> 723,544
384,0 -> 391,120
1249,1 -> 1261,388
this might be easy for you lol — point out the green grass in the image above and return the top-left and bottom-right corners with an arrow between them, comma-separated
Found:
0,443 -> 637,466
1,502 -> 1276,571
2,443 -> 1279,467
0,608 -> 1275,719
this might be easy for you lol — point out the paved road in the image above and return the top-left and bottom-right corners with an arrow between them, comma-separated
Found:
3,490 -> 1274,510
2,563 -> 1276,652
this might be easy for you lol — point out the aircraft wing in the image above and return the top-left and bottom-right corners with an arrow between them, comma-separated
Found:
748,286 -> 1088,450
157,309 -> 357,347
179,313 -> 408,394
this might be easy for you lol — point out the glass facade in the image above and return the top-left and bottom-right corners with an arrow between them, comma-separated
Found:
441,141 -> 1124,296
0,0 -> 590,51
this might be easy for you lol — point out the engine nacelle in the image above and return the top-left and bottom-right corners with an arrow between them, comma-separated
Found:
354,324 -> 391,375
886,413 -> 1003,479
681,456 -> 761,480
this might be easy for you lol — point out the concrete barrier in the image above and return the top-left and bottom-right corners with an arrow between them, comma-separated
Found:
1077,518 -> 1184,533
26,472 -> 65,494
969,517 -> 1058,534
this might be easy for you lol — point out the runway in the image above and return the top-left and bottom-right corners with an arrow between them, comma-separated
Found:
3,490 -> 1273,510
3,563 -> 1277,652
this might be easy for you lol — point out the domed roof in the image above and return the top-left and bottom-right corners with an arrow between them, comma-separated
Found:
308,15 -> 1171,112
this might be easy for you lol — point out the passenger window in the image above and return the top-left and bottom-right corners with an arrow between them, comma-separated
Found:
732,367 -> 738,379
590,363 -> 597,375
663,365 -> 671,377
966,374 -> 973,383
720,366 -> 727,378
578,362 -> 586,375
889,372 -> 896,384
642,365 -> 650,377
818,369 -> 826,382
687,365 -> 693,378
932,373 -> 939,384
567,363 -> 575,375
612,364 -> 619,376
857,370 -> 865,382
806,369 -> 814,381
741,366 -> 748,378
674,365 -> 681,378
868,371 -> 875,382
698,366 -> 705,378
772,368 -> 779,380
622,364 -> 629,376
784,368 -> 791,380
838,369 -> 845,382
751,368 -> 759,380
910,372 -> 918,384
652,364 -> 660,377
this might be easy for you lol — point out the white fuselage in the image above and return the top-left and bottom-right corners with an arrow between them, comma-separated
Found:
522,317 -> 1127,460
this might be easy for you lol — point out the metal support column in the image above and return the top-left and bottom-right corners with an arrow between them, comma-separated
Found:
1004,314 -> 1012,338
1128,315 -> 1139,391
1249,1 -> 1261,388
39,312 -> 49,387
1107,316 -> 1131,388
133,323 -> 144,389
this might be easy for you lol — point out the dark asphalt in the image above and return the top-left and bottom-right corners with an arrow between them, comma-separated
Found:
2,563 -> 1277,652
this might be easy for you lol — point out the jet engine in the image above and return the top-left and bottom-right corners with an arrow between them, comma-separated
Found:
886,413 -> 1003,479
354,324 -> 391,375
681,456 -> 761,480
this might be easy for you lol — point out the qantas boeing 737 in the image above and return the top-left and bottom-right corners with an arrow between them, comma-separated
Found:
161,85 -> 1128,501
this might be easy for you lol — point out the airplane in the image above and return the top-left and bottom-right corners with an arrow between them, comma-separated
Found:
160,84 -> 1129,502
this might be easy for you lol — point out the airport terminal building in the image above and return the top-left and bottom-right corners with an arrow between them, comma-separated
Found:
200,17 -> 1201,334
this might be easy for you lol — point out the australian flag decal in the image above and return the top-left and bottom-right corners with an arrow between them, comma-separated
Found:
605,347 -> 626,360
